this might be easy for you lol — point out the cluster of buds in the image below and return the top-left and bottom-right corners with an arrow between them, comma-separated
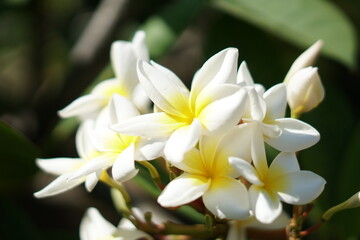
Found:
34,31 -> 343,240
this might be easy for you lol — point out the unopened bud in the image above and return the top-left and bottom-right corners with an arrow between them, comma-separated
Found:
284,40 -> 323,83
322,191 -> 360,221
286,67 -> 324,116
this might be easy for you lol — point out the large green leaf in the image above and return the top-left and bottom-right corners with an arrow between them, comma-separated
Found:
213,0 -> 357,68
0,121 -> 40,189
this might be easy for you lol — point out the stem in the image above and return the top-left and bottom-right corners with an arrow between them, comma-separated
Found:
247,228 -> 287,240
291,112 -> 301,119
138,161 -> 164,190
100,171 -> 132,207
300,221 -> 324,237
287,205 -> 303,240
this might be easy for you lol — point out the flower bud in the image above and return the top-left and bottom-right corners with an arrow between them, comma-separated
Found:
284,40 -> 323,83
286,67 -> 324,116
322,191 -> 360,221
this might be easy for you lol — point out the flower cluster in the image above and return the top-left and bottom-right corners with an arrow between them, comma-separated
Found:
35,31 -> 327,239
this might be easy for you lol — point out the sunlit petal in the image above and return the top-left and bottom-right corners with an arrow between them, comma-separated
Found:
112,144 -> 139,182
263,83 -> 287,121
158,173 -> 211,207
109,94 -> 139,124
85,170 -> 101,192
58,95 -> 106,119
36,158 -> 83,176
164,118 -> 202,163
131,30 -> 149,61
229,157 -> 263,186
249,186 -> 282,224
268,152 -> 300,180
80,207 -> 116,240
136,138 -> 166,161
203,177 -> 250,220
265,118 -> 320,152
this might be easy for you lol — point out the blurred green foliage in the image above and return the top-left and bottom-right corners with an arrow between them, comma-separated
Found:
0,0 -> 359,239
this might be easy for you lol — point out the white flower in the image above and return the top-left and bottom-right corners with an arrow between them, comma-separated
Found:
80,208 -> 152,240
284,40 -> 323,83
286,67 -> 325,115
112,48 -> 247,162
69,94 -> 165,183
58,31 -> 151,120
229,130 -> 326,223
157,124 -> 256,220
239,63 -> 320,152
34,120 -> 103,198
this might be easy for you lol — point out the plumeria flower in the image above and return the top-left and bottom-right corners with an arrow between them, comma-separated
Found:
59,31 -> 151,120
227,212 -> 289,240
229,130 -> 326,223
157,123 -> 257,220
284,40 -> 323,83
286,67 -> 324,116
112,48 -> 247,162
238,63 -> 320,152
69,94 -> 164,183
34,120 -> 103,198
80,207 -> 152,240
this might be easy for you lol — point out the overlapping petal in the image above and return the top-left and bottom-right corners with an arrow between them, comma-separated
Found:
112,144 -> 139,182
263,83 -> 287,121
36,158 -> 83,176
158,173 -> 211,207
203,177 -> 250,220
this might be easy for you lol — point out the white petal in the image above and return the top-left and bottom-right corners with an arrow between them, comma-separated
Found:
137,60 -> 190,117
250,126 -> 268,177
249,186 -> 282,224
136,138 -> 166,161
131,83 -> 152,114
80,207 -> 116,240
284,40 -> 323,83
109,94 -> 140,124
76,120 -> 97,159
273,171 -> 326,205
36,158 -> 83,176
244,87 -> 266,121
58,95 -> 106,119
112,112 -> 182,138
111,41 -> 137,93
190,48 -> 238,108
229,157 -> 263,186
237,61 -> 254,86
268,152 -> 300,180
34,174 -> 85,198
198,87 -> 246,135
163,118 -> 202,163
171,148 -> 206,175
263,83 -> 287,121
112,144 -> 139,182
85,171 -> 101,192
226,221 -> 247,240
157,173 -> 210,207
70,154 -> 115,180
203,177 -> 250,220
131,30 -> 149,61
216,123 -> 256,164
265,118 -> 320,152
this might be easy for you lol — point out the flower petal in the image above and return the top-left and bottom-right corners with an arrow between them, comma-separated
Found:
137,60 -> 190,117
76,120 -> 97,159
109,94 -> 140,124
244,87 -> 266,121
34,174 -> 85,198
36,158 -> 83,176
112,112 -> 183,138
265,118 -> 320,152
190,48 -> 238,108
111,41 -> 137,93
263,83 -> 287,121
136,137 -> 166,161
203,177 -> 250,220
163,118 -> 202,163
249,186 -> 282,224
171,148 -> 206,175
131,30 -> 149,61
273,171 -> 326,205
229,157 -> 263,186
198,87 -> 246,135
58,94 -> 106,119
80,207 -> 116,240
112,144 -> 139,182
157,173 -> 210,207
85,170 -> 101,192
131,83 -> 152,114
237,61 -> 254,86
69,154 -> 115,180
268,152 -> 300,180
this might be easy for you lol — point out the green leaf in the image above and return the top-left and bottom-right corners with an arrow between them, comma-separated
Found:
213,0 -> 357,68
0,121 -> 40,189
